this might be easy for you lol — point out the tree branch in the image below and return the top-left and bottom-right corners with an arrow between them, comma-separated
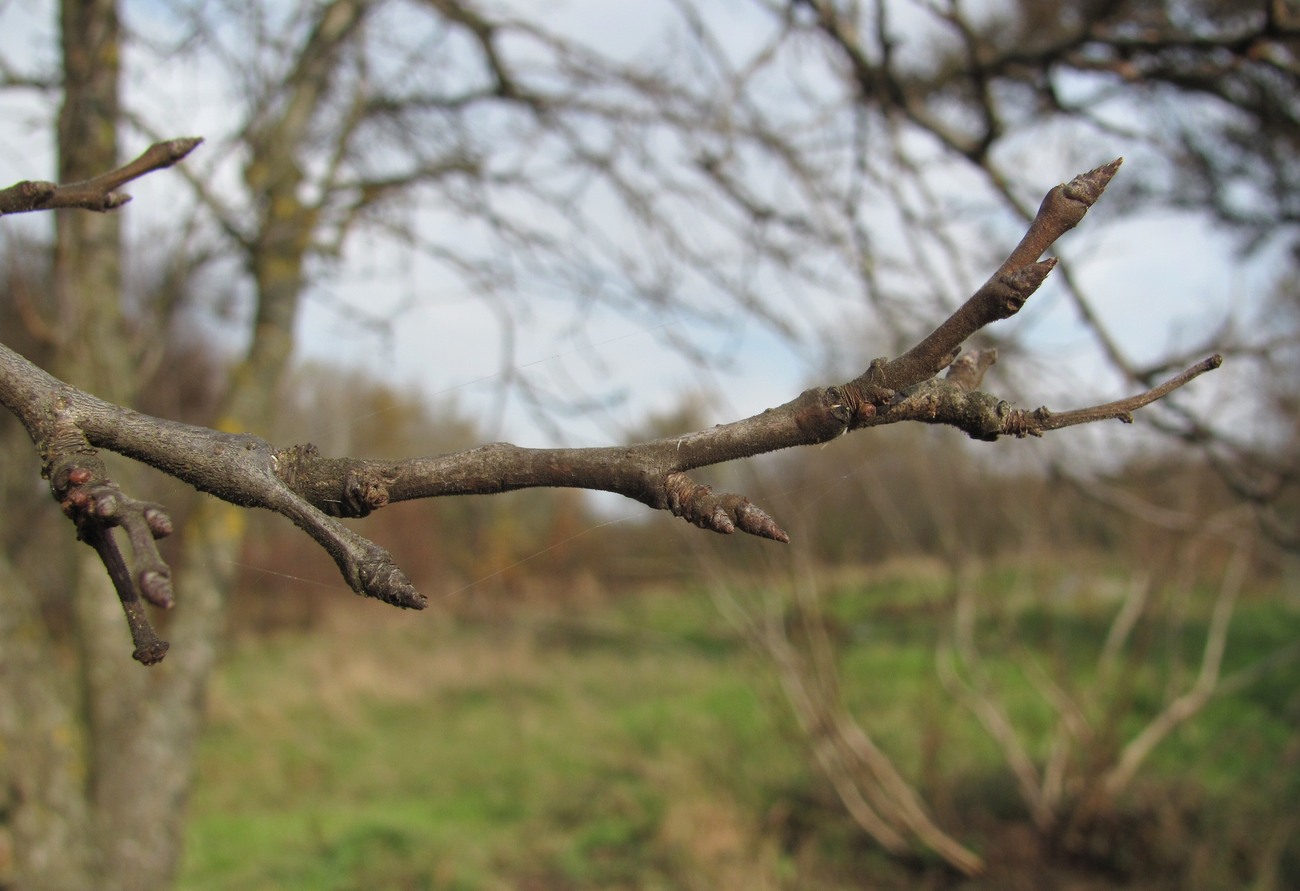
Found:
0,137 -> 202,216
271,349 -> 1218,537
0,142 -> 1222,662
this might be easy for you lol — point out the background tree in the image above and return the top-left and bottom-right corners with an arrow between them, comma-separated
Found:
0,137 -> 1219,879
2,0 -> 1294,887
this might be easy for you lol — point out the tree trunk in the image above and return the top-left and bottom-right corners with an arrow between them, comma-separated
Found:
0,0 -> 356,884
0,555 -> 93,890
55,1 -> 186,888
3,2 -> 238,888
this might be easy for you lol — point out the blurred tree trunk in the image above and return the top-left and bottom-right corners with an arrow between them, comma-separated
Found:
0,1 -> 126,887
1,2 -> 384,885
0,1 -> 241,887
166,0 -> 369,699
56,0 -> 204,887
0,553 -> 92,890
0,0 -> 126,886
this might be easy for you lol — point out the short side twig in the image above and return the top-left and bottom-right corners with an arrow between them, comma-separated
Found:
1006,354 -> 1223,435
50,457 -> 175,664
0,137 -> 203,216
858,159 -> 1124,400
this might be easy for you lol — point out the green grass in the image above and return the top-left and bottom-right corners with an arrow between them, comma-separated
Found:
178,574 -> 1300,890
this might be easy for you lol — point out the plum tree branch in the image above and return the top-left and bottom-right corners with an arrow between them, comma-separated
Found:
0,140 -> 1221,663
274,348 -> 1218,519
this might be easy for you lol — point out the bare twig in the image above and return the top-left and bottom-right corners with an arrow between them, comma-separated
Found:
1007,355 -> 1224,436
0,138 -> 203,216
49,455 -> 175,663
866,159 -> 1123,398
271,349 -> 1219,535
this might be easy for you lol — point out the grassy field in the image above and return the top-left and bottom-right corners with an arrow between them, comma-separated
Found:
177,565 -> 1300,890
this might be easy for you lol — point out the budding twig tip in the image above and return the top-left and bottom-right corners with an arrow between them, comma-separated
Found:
169,136 -> 204,160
